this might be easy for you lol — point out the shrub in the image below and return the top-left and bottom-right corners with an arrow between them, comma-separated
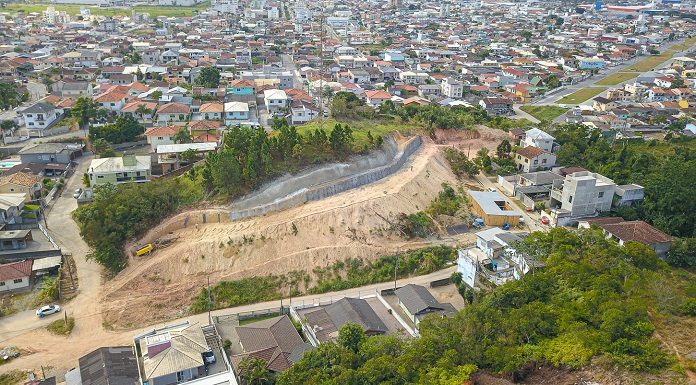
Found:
47,317 -> 75,336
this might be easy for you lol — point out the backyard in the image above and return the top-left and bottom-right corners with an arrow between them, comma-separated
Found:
519,105 -> 568,123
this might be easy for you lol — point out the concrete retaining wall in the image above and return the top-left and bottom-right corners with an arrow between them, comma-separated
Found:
230,136 -> 422,221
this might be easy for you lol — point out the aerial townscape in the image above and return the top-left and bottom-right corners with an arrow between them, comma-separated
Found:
0,0 -> 695,384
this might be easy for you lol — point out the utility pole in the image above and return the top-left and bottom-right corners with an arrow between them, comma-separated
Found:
317,2 -> 325,125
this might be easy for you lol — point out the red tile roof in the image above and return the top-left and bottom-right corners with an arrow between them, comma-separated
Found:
0,260 -> 33,281
144,126 -> 177,136
517,146 -> 547,159
600,220 -> 672,245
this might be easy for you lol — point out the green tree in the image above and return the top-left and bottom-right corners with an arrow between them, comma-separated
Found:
337,323 -> 366,352
329,123 -> 354,156
195,67 -> 221,88
496,139 -> 512,158
135,103 -> 152,121
150,90 -> 163,101
71,96 -> 99,131
666,237 -> 696,268
238,357 -> 274,385
174,126 -> 192,144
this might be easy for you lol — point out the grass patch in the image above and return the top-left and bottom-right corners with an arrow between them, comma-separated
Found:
2,2 -> 210,17
239,312 -> 282,325
519,105 -> 569,122
625,37 -> 696,73
596,71 -> 640,86
0,371 -> 25,385
295,118 -> 421,149
191,246 -> 456,313
46,317 -> 75,336
557,87 -> 607,105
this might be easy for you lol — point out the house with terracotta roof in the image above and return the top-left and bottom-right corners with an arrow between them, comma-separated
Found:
364,90 -> 391,107
155,102 -> 190,126
144,126 -> 178,152
0,172 -> 43,202
0,259 -> 33,292
95,88 -> 130,112
578,218 -> 672,258
196,102 -> 224,121
514,146 -> 556,173
121,100 -> 158,124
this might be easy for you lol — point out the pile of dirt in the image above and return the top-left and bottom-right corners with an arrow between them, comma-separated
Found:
100,140 -> 473,329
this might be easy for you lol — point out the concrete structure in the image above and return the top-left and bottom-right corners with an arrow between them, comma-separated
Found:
394,284 -> 455,325
548,171 -> 615,226
145,126 -> 177,152
468,191 -> 522,227
223,102 -> 250,124
263,89 -> 288,113
614,184 -> 645,206
87,155 -> 151,187
441,78 -> 463,98
19,102 -> 60,132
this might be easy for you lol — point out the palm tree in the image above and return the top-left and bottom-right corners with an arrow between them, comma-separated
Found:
71,97 -> 99,133
135,103 -> 152,122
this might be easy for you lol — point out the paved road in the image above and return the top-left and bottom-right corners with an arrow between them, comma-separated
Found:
533,38 -> 696,106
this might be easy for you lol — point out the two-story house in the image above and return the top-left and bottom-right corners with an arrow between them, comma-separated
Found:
19,102 -> 60,132
87,155 -> 151,187
515,146 -> 556,173
155,102 -> 190,126
144,126 -> 177,152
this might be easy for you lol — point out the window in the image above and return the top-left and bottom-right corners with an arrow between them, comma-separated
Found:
542,159 -> 547,164
13,278 -> 23,284
158,136 -> 163,140
598,191 -> 604,198
524,159 -> 528,163
533,160 -> 538,165
97,175 -> 104,179
517,155 -> 521,160
568,195 -> 573,203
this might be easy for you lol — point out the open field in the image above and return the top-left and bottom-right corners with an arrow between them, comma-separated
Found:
626,36 -> 696,72
0,1 -> 210,17
596,71 -> 640,86
557,87 -> 607,105
295,118 -> 423,149
519,105 -> 568,122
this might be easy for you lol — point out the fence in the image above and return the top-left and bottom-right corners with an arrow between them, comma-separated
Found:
230,136 -> 422,221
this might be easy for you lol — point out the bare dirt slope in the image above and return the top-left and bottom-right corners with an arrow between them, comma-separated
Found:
100,138 -> 469,329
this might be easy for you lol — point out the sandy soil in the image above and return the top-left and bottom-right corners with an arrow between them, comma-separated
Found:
100,137 -> 468,329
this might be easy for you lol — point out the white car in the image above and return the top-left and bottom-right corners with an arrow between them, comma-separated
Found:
73,188 -> 83,199
36,304 -> 61,317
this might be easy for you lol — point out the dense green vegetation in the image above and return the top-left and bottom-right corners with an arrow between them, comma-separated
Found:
552,123 -> 696,237
200,121 -> 363,196
0,371 -> 24,385
0,82 -> 27,111
89,115 -> 145,144
265,228 -> 694,385
73,178 -> 202,271
190,246 -> 456,313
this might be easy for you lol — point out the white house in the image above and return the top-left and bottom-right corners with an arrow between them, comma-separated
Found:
263,89 -> 288,113
522,128 -> 555,153
289,101 -> 319,125
441,78 -> 463,98
514,146 -> 556,172
364,90 -> 392,107
223,102 -> 250,124
19,102 -> 60,131
0,259 -> 32,292
144,125 -> 177,152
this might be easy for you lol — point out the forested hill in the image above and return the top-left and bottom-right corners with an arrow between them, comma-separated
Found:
262,228 -> 695,385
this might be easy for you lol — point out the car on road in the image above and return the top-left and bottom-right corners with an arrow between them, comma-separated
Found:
73,188 -> 83,199
487,187 -> 497,192
36,304 -> 61,317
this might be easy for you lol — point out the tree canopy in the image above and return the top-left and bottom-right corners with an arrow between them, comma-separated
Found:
195,67 -> 221,88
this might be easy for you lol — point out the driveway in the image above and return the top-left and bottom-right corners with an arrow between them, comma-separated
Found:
474,173 -> 544,232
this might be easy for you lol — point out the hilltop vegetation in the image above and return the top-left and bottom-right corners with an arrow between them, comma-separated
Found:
552,123 -> 696,237
269,228 -> 695,385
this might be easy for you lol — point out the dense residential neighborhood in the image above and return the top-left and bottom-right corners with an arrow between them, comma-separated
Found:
0,0 -> 695,385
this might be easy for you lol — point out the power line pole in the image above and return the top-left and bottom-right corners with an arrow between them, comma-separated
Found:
207,276 -> 212,325
318,2 -> 325,125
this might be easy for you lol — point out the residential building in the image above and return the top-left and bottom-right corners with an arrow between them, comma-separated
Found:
0,259 -> 32,292
303,297 -> 388,343
223,102 -> 250,124
0,172 -> 43,202
441,78 -> 463,98
364,90 -> 391,107
578,218 -> 672,258
77,346 -> 140,385
614,184 -> 645,206
19,102 -> 60,131
18,143 -> 83,164
394,284 -> 456,325
548,171 -> 615,226
155,102 -> 190,126
521,128 -> 555,153
468,191 -> 522,227
514,146 -> 556,172
479,97 -> 513,116
263,89 -> 288,113
0,194 -> 26,225
228,315 -> 311,373
289,101 -> 319,125
87,155 -> 151,187
144,126 -> 178,152
156,142 -> 218,173
198,103 -> 224,121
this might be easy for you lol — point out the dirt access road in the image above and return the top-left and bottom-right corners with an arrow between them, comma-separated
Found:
0,156 -> 104,342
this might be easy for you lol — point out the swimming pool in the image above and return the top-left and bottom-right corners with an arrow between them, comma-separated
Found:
0,161 -> 20,169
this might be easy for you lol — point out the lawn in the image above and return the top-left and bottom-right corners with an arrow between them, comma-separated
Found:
557,87 -> 607,105
239,312 -> 282,325
1,1 -> 210,17
0,371 -> 24,385
295,118 -> 422,149
519,105 -> 568,122
626,36 -> 696,73
596,71 -> 640,86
